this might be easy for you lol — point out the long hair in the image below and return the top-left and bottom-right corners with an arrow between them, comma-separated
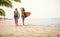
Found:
22,8 -> 25,11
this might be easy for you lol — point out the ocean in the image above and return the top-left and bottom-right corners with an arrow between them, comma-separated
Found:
25,18 -> 60,26
1,18 -> 60,26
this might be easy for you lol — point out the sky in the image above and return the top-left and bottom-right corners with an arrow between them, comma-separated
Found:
0,0 -> 60,19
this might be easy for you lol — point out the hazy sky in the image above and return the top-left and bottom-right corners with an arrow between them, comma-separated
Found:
0,0 -> 60,19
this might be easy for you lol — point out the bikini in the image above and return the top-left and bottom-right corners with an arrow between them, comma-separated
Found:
22,12 -> 25,19
14,15 -> 18,18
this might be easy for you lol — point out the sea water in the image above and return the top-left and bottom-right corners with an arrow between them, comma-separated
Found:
25,18 -> 60,26
2,18 -> 60,26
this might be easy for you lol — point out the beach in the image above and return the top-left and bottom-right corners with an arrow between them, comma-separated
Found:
0,21 -> 60,37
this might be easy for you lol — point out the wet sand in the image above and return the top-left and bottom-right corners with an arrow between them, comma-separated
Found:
0,21 -> 60,37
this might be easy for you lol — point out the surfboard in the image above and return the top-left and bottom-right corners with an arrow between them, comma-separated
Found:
25,12 -> 31,18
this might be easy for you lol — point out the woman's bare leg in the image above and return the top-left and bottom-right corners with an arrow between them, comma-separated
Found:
14,18 -> 16,25
22,18 -> 24,25
16,18 -> 18,26
15,18 -> 18,26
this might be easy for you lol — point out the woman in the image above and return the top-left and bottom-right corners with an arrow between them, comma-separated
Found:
14,8 -> 19,26
20,7 -> 25,25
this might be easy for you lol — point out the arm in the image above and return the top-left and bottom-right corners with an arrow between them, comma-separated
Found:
14,11 -> 16,16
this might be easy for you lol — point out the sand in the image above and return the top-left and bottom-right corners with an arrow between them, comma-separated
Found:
0,21 -> 60,37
